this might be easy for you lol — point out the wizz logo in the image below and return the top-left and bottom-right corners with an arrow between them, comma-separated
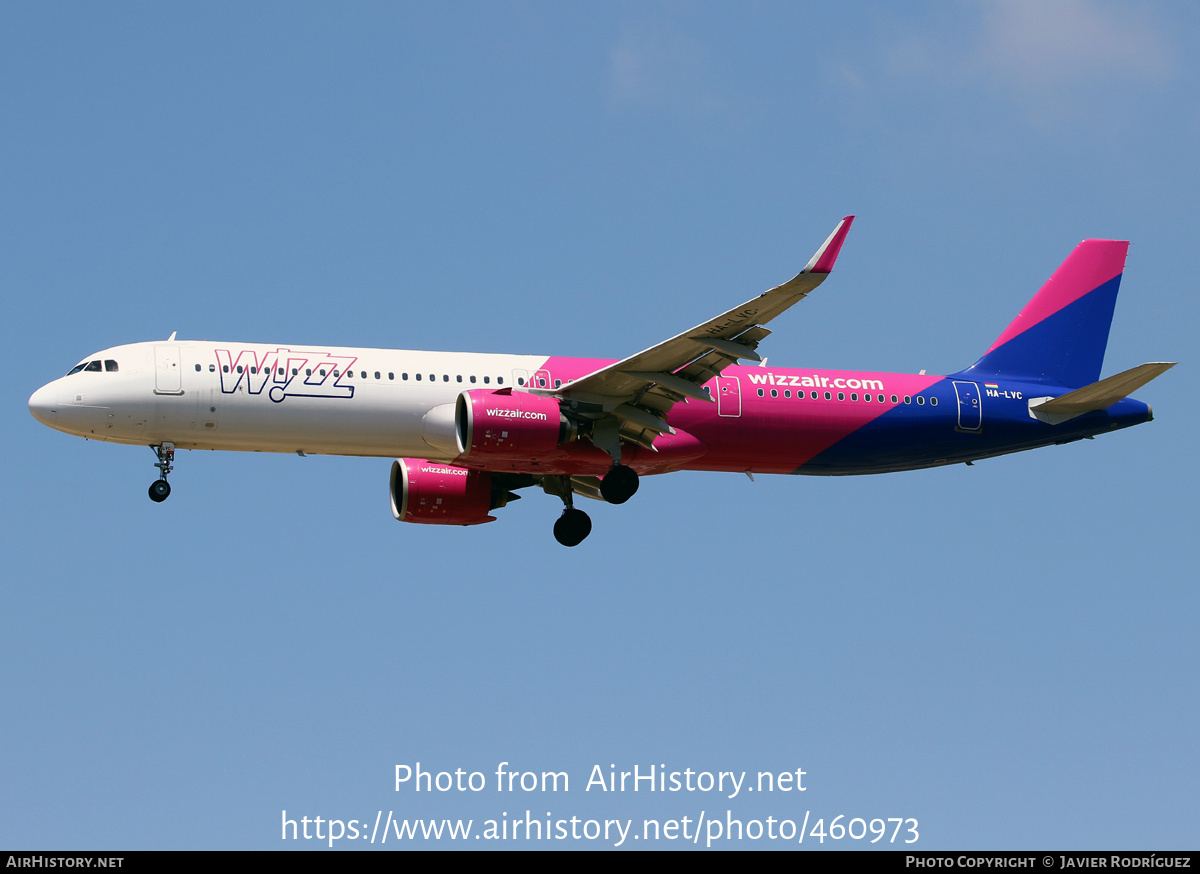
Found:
214,348 -> 359,403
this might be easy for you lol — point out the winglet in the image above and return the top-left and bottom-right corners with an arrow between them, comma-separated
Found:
803,215 -> 855,274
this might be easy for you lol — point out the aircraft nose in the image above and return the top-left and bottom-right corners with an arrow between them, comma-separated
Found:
28,383 -> 58,426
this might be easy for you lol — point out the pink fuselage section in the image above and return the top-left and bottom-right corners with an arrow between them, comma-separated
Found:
453,357 -> 943,478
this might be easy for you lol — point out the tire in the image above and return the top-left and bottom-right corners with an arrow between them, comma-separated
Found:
149,480 -> 171,503
553,508 -> 592,547
599,464 -> 639,504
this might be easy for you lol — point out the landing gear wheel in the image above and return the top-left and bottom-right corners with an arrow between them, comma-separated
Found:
553,508 -> 592,547
148,442 -> 175,503
599,464 -> 639,504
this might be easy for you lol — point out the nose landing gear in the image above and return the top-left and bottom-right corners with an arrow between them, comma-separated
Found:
148,442 -> 175,503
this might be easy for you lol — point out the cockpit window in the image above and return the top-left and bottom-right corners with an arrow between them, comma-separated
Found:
84,360 -> 102,372
67,362 -> 87,376
104,360 -> 118,372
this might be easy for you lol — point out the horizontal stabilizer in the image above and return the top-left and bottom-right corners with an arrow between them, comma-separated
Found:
1029,362 -> 1174,420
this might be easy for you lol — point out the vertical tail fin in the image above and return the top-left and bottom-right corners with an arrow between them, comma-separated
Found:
959,239 -> 1129,387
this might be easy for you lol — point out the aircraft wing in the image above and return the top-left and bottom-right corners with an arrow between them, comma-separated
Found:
546,216 -> 854,449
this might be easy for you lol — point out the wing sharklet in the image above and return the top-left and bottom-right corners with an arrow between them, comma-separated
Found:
803,215 -> 855,274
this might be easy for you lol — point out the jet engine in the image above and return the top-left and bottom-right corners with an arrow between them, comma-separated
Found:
455,389 -> 577,460
390,458 -> 513,526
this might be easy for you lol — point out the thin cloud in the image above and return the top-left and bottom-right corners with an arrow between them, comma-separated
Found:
607,23 -> 731,117
974,0 -> 1173,88
855,1 -> 1177,124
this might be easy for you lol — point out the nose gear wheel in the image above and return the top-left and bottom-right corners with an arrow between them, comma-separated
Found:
148,442 -> 175,503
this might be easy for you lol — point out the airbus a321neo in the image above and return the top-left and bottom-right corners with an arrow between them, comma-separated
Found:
28,217 -> 1174,545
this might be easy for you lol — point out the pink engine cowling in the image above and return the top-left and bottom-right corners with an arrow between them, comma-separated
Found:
390,458 -> 496,525
455,389 -> 574,459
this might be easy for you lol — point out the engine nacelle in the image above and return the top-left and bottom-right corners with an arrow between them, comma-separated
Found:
390,458 -> 496,526
455,389 -> 575,459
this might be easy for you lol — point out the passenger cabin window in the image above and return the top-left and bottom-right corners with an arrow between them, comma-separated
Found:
195,364 -> 202,371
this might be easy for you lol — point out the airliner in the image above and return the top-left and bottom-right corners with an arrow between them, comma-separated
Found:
28,217 -> 1174,546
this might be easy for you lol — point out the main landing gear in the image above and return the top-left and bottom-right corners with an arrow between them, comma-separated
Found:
543,464 -> 640,546
554,508 -> 592,548
148,442 -> 174,503
599,464 -> 639,504
544,475 -> 592,547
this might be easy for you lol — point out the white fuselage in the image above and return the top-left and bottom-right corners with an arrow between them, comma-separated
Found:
29,340 -> 555,460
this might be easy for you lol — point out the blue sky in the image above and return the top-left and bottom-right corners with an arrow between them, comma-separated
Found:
2,2 -> 1197,850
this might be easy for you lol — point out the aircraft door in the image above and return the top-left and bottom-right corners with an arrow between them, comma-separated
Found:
715,376 -> 741,417
532,369 -> 552,390
953,380 -> 982,431
154,346 -> 183,395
